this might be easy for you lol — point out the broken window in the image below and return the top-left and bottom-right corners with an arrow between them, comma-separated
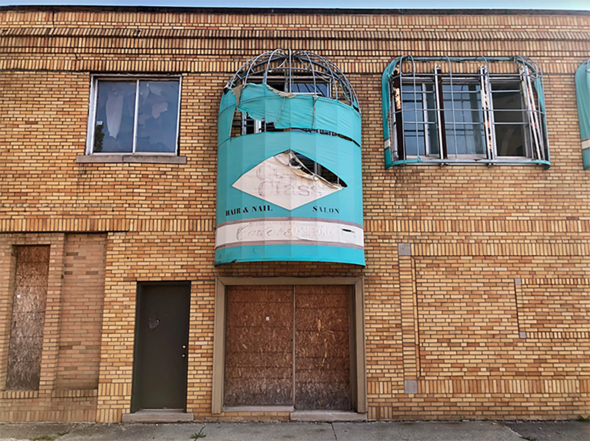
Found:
87,77 -> 181,154
384,56 -> 549,166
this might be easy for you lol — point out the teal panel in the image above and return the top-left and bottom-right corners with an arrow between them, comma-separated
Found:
215,244 -> 365,266
218,90 -> 237,146
381,58 -> 399,143
217,132 -> 362,225
575,60 -> 590,169
216,85 -> 364,266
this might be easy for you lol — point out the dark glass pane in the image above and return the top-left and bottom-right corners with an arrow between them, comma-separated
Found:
442,83 -> 482,124
492,82 -> 522,94
492,82 -> 524,112
493,111 -> 525,123
291,152 -> 346,186
318,166 -> 346,187
267,81 -> 285,92
264,121 -> 281,132
446,124 -> 486,156
426,122 -> 440,156
403,123 -> 426,156
135,80 -> 180,153
492,82 -> 524,119
442,83 -> 485,156
492,82 -> 528,157
495,124 -> 526,157
291,82 -> 329,96
293,151 -> 316,173
243,116 -> 257,135
93,81 -> 136,153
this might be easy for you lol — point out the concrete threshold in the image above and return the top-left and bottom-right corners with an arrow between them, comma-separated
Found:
224,406 -> 294,413
290,410 -> 367,422
121,409 -> 194,423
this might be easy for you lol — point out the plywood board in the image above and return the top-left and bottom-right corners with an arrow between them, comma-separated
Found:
6,246 -> 50,390
295,285 -> 351,410
224,285 -> 293,406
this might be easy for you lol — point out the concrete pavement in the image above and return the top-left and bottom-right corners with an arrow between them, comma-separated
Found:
1,420 -> 589,441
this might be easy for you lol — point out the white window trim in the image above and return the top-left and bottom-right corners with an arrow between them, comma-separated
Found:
85,74 -> 182,156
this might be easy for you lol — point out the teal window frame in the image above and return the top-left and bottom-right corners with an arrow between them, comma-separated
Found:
382,56 -> 550,168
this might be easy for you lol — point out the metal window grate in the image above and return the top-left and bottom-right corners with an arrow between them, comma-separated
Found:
383,55 -> 549,167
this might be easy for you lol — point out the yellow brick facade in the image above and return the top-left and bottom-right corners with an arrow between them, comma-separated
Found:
0,6 -> 588,422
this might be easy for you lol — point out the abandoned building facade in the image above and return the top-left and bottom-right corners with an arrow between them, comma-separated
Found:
0,6 -> 589,423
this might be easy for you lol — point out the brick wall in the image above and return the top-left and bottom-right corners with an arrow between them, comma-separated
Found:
56,234 -> 106,390
0,234 -> 101,422
0,7 -> 588,422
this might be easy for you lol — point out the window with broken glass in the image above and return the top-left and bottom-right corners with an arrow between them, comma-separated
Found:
387,58 -> 548,165
87,76 -> 181,154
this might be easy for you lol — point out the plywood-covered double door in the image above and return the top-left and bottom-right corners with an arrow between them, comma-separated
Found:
225,285 -> 352,410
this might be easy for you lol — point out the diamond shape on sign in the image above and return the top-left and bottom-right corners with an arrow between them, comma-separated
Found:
232,151 -> 343,210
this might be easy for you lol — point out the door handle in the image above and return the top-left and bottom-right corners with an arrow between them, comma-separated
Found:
182,354 -> 186,358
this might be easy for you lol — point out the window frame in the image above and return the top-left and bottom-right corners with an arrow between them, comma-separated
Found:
400,80 -> 441,159
384,56 -> 549,167
86,74 -> 182,156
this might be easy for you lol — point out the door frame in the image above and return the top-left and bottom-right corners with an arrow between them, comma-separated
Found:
130,281 -> 191,413
212,277 -> 366,414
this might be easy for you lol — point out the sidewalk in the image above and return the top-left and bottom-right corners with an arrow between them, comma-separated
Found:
1,420 -> 589,441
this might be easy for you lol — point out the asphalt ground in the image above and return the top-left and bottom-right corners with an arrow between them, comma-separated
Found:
1,420 -> 589,441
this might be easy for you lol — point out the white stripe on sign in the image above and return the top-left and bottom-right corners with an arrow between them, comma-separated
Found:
216,218 -> 364,250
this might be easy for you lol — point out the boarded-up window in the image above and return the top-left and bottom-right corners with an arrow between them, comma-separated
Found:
6,246 -> 50,390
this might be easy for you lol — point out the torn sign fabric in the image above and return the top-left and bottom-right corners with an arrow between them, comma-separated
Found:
218,84 -> 362,146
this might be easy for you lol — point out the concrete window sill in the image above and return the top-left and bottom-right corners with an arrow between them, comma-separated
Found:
76,154 -> 187,164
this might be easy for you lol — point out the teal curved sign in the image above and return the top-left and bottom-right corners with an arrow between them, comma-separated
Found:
216,84 -> 364,265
